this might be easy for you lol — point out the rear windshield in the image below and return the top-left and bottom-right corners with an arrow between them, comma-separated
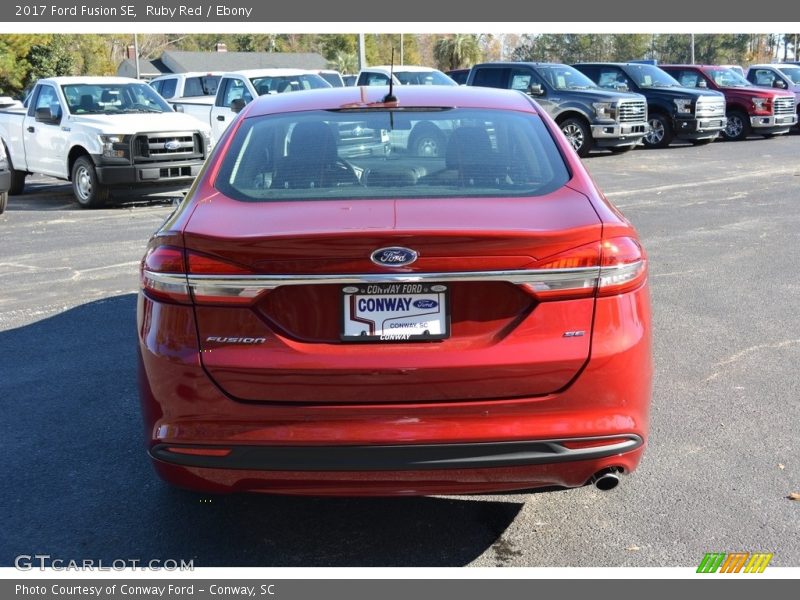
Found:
215,108 -> 570,202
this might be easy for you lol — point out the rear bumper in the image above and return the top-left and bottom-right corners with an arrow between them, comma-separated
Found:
151,435 -> 643,471
137,283 -> 652,495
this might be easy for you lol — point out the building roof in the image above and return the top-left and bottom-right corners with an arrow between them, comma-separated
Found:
160,51 -> 328,73
117,58 -> 169,78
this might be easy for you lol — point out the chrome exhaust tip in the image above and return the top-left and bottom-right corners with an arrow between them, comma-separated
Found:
591,468 -> 621,491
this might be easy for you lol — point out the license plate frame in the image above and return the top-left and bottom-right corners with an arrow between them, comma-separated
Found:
341,282 -> 450,343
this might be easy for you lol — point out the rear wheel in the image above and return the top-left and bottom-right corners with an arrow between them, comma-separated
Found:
0,191 -> 7,214
5,148 -> 27,195
560,117 -> 592,157
71,156 -> 109,209
723,111 -> 750,141
643,113 -> 673,148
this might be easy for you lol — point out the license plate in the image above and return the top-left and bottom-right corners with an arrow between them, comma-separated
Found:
341,283 -> 449,342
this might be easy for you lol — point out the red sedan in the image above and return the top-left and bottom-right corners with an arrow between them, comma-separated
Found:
137,85 -> 652,496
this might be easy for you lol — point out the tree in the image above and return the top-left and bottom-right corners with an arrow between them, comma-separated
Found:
331,51 -> 359,74
25,36 -> 74,88
432,34 -> 482,71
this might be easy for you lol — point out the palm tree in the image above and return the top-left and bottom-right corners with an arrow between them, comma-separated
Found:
332,51 -> 359,75
433,34 -> 482,71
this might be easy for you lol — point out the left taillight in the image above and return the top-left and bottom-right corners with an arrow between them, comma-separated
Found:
140,245 -> 191,304
140,245 -> 258,305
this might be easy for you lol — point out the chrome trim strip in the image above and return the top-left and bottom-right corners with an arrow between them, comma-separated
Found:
145,266 -> 603,289
143,261 -> 644,297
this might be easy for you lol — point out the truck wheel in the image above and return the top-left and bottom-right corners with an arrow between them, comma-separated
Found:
643,114 -> 673,148
723,111 -> 750,141
71,156 -> 109,209
408,124 -> 446,158
0,191 -> 7,214
5,148 -> 27,195
560,118 -> 592,157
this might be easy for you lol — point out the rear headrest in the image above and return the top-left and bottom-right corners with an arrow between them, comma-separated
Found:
445,127 -> 493,170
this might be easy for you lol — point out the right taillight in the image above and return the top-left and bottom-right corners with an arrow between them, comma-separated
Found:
520,236 -> 646,301
597,236 -> 647,297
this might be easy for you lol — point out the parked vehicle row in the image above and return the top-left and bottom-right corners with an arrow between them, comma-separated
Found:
171,69 -> 331,145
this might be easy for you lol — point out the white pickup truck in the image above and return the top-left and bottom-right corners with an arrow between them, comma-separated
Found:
0,76 -> 211,208
172,69 -> 330,145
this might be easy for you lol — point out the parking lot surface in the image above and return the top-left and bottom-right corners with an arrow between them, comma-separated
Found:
1,137 -> 798,567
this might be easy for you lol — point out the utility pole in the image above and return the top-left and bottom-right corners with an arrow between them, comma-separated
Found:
400,34 -> 404,66
358,33 -> 366,70
134,33 -> 140,79
690,33 -> 695,64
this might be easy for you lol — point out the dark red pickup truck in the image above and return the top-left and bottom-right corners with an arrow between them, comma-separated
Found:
661,64 -> 797,140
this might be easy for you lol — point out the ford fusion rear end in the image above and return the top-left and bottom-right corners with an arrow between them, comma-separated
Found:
137,86 -> 651,495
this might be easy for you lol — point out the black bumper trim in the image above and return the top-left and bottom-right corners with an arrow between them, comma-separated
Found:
94,161 -> 203,185
0,169 -> 10,193
150,435 -> 643,471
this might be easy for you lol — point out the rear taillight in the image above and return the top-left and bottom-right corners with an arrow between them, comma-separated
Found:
140,245 -> 191,304
520,236 -> 646,301
597,236 -> 648,296
140,246 -> 256,305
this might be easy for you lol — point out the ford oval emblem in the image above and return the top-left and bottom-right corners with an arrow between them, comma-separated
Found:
165,140 -> 181,151
370,247 -> 418,267
413,299 -> 438,309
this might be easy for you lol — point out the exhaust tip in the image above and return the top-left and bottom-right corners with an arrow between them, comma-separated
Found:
591,468 -> 621,491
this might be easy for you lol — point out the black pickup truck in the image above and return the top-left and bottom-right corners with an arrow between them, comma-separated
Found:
573,62 -> 727,148
466,62 -> 648,156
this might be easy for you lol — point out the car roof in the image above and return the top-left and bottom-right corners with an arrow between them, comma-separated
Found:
151,72 -> 223,79
474,61 -> 570,68
221,69 -> 320,78
40,76 -> 143,85
363,65 -> 445,73
243,85 -> 539,117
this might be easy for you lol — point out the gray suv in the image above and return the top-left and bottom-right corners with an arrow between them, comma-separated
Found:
467,62 -> 648,156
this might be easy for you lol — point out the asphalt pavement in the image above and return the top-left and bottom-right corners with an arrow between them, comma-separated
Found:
1,136 -> 798,567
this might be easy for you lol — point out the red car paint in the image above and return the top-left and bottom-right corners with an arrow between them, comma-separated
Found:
137,85 -> 652,495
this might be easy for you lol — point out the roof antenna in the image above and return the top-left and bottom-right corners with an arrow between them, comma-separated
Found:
383,47 -> 397,103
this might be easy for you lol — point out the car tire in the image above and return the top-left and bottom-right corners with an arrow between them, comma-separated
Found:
0,191 -> 7,214
643,113 -> 673,149
723,111 -> 750,141
559,117 -> 592,157
5,147 -> 27,195
71,156 -> 109,209
408,124 -> 446,158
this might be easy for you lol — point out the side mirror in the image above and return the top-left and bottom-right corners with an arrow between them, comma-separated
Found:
773,79 -> 787,89
173,104 -> 184,113
35,106 -> 60,125
697,79 -> 708,88
528,84 -> 544,96
230,98 -> 246,113
614,82 -> 630,92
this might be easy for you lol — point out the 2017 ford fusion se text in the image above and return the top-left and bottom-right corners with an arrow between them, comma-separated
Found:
137,85 -> 652,496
